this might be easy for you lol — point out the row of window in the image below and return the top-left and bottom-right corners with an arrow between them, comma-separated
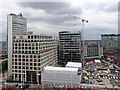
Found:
12,62 -> 41,66
13,48 -> 57,54
12,66 -> 41,70
14,39 -> 56,42
13,55 -> 40,58
12,59 -> 40,62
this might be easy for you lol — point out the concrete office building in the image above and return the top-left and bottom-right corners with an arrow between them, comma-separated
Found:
101,34 -> 118,51
12,34 -> 57,83
59,31 -> 81,65
84,43 -> 103,59
7,13 -> 27,76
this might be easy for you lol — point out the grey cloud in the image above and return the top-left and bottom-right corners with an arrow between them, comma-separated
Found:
17,2 -> 82,15
97,2 -> 118,13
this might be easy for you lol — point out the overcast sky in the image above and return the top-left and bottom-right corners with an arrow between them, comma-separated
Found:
0,0 -> 119,41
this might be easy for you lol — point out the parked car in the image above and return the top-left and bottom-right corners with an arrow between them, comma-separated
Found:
99,82 -> 105,85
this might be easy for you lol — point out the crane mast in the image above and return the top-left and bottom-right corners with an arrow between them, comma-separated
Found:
68,13 -> 88,64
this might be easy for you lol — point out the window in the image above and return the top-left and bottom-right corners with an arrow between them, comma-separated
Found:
34,67 -> 36,70
38,67 -> 40,70
29,51 -> 31,53
22,55 -> 25,58
19,51 -> 21,53
22,67 -> 25,69
34,63 -> 36,66
26,59 -> 28,61
25,44 -> 27,46
30,55 -> 32,58
12,66 -> 14,69
38,55 -> 40,58
19,59 -> 21,61
28,36 -> 30,39
34,55 -> 36,58
34,35 -> 37,38
30,59 -> 32,62
36,47 -> 38,49
30,67 -> 32,69
15,66 -> 17,69
38,59 -> 40,62
26,67 -> 29,69
34,59 -> 36,62
23,59 -> 25,61
15,55 -> 17,58
15,62 -> 17,65
30,63 -> 32,65
31,35 -> 33,38
19,62 -> 21,65
19,66 -> 21,69
38,63 -> 40,66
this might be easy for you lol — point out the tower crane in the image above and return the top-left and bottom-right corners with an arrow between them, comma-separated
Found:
68,13 -> 88,64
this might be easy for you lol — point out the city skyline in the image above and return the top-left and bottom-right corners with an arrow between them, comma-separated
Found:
0,0 -> 118,41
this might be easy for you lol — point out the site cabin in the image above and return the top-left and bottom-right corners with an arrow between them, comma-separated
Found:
94,60 -> 101,65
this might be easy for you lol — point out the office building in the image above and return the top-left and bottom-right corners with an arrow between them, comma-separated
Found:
7,13 -> 27,76
84,43 -> 103,59
59,31 -> 81,65
101,34 -> 118,51
12,34 -> 57,83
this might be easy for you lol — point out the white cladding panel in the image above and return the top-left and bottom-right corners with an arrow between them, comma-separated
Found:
41,66 -> 81,86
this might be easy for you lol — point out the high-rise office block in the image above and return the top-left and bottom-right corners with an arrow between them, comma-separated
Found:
12,35 -> 57,83
7,13 -> 27,76
59,31 -> 81,65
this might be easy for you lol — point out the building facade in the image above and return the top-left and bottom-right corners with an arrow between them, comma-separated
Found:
59,31 -> 81,65
101,34 -> 118,51
12,35 -> 57,83
101,34 -> 120,66
41,66 -> 81,87
84,43 -> 103,59
7,13 -> 27,76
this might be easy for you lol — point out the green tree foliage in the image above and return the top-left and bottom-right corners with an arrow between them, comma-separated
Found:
2,60 -> 8,72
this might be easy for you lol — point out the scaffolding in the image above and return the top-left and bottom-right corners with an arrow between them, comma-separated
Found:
41,66 -> 81,87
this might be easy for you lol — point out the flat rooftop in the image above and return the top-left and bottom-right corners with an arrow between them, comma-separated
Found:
95,60 -> 101,63
66,62 -> 82,68
44,66 -> 78,71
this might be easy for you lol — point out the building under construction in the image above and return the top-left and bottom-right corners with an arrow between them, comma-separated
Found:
41,66 -> 81,87
58,31 -> 81,65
